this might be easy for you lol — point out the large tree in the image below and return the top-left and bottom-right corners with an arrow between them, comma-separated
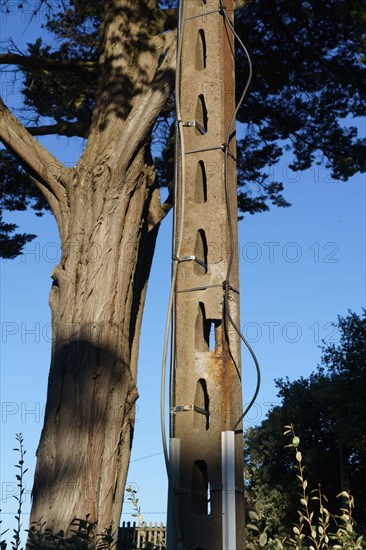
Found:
1,0 -> 365,536
244,310 -> 366,536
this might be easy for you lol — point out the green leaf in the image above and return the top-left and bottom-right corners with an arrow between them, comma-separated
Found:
248,510 -> 260,522
259,532 -> 268,547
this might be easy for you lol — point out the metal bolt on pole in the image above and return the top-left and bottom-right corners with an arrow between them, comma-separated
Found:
167,1 -> 244,549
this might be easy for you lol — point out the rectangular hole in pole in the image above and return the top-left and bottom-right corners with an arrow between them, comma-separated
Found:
195,303 -> 222,353
208,322 -> 215,351
195,94 -> 208,136
193,229 -> 208,275
191,460 -> 209,515
209,320 -> 222,352
195,29 -> 207,71
194,378 -> 210,431
194,161 -> 207,204
195,302 -> 209,352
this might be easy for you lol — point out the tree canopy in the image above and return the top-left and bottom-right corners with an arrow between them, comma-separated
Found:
1,0 -> 365,256
1,0 -> 365,536
244,309 -> 366,536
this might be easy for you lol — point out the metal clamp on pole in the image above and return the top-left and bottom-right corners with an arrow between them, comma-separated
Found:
171,405 -> 209,417
173,254 -> 208,271
180,119 -> 207,135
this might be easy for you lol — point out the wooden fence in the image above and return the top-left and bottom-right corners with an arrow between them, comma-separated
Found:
118,522 -> 166,549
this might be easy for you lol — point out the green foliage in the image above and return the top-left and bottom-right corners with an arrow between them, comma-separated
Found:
1,0 -> 366,256
1,439 -> 164,550
0,150 -> 49,258
235,0 -> 366,214
125,487 -> 145,528
245,310 -> 366,536
245,426 -> 366,549
318,310 -> 366,453
11,434 -> 28,550
22,38 -> 96,128
26,516 -> 118,550
123,487 -> 165,550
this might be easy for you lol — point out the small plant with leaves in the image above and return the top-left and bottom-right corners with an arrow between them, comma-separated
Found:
245,425 -> 366,549
1,512 -> 9,550
245,507 -> 283,549
27,514 -> 119,550
284,423 -> 325,549
285,424 -> 365,549
330,492 -> 365,549
126,487 -> 144,529
0,434 -> 28,550
124,487 -> 165,550
2,439 -> 167,550
12,434 -> 28,550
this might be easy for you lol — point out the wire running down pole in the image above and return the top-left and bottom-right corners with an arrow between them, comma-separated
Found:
165,1 -> 249,548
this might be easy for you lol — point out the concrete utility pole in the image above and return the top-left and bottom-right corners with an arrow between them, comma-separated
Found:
167,1 -> 244,549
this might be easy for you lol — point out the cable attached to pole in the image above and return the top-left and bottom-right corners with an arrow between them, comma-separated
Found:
161,2 -> 261,546
218,0 -> 261,431
160,1 -> 187,547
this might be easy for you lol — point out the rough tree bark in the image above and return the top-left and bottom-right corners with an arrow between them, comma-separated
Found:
0,0 -> 247,538
1,0 -> 176,536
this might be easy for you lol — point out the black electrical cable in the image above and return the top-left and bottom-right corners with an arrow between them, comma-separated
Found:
218,0 -> 262,432
161,3 -> 261,546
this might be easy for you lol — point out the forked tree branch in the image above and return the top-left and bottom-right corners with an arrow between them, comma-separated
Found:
112,32 -> 176,180
27,121 -> 89,138
112,0 -> 247,179
0,96 -> 70,220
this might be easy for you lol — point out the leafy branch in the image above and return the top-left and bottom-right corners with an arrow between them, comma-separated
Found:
11,434 -> 28,550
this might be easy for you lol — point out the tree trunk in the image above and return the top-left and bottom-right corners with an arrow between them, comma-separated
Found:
30,146 -> 163,536
0,1 -> 177,538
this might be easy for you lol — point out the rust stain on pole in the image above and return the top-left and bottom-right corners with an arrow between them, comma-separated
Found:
168,1 -> 244,548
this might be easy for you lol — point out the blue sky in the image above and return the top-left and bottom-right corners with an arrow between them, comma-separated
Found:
0,2 -> 365,539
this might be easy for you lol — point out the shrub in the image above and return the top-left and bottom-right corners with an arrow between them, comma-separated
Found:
245,425 -> 366,549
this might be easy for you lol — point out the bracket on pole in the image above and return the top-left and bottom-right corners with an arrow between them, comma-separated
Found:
171,404 -> 209,416
222,431 -> 237,550
173,255 -> 208,271
180,119 -> 207,135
